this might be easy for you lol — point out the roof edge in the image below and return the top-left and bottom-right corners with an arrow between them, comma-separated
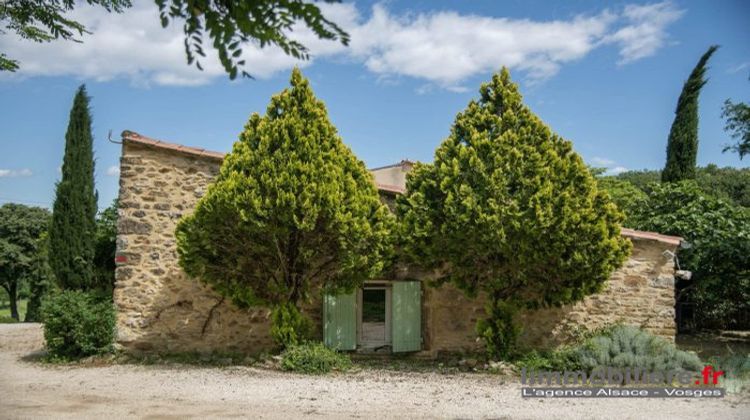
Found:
369,159 -> 416,172
120,131 -> 684,246
122,130 -> 226,161
377,184 -> 407,194
620,228 -> 682,247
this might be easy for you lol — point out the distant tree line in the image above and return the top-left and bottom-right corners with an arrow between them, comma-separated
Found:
0,200 -> 117,323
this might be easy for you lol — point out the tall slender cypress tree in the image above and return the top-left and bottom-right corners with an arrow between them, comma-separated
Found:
662,45 -> 719,182
49,85 -> 98,291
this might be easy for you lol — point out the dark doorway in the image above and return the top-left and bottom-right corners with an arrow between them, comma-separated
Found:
363,289 -> 386,322
360,287 -> 390,348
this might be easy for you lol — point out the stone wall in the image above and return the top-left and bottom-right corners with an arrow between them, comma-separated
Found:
115,141 -> 276,354
516,238 -> 677,348
115,137 -> 677,355
425,238 -> 678,355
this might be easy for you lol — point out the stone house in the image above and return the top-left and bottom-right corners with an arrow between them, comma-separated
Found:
115,131 -> 683,356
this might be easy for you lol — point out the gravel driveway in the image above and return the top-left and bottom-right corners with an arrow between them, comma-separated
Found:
0,323 -> 747,419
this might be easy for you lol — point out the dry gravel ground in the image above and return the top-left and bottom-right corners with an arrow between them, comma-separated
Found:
0,323 -> 748,419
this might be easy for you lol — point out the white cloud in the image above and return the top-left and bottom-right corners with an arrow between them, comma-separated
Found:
0,2 -> 351,86
0,2 -> 683,89
728,62 -> 750,74
591,157 -> 615,166
0,168 -> 33,177
604,1 -> 684,64
347,5 -> 614,87
105,165 -> 120,176
589,157 -> 628,175
0,3 -> 219,86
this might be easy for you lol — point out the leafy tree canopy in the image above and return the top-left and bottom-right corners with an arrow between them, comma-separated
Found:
397,68 -> 630,357
614,169 -> 662,194
695,164 -> 750,208
24,232 -> 55,322
722,96 -> 750,160
94,199 -> 118,294
176,69 -> 394,335
630,181 -> 750,260
629,181 -> 750,329
0,0 -> 131,71
1,0 -> 349,79
0,203 -> 51,320
157,0 -> 349,79
596,177 -> 648,224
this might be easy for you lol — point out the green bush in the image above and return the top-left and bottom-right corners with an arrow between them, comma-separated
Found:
514,326 -> 703,376
575,325 -> 702,372
709,354 -> 750,394
280,342 -> 352,374
41,290 -> 116,359
514,348 -> 581,372
270,303 -> 312,348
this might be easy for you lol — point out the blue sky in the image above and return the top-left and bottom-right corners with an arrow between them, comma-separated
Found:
0,0 -> 748,210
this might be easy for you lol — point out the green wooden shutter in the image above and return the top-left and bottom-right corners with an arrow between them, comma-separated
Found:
392,281 -> 422,352
323,292 -> 356,351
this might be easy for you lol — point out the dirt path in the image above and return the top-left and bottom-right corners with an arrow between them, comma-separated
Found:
0,324 -> 747,419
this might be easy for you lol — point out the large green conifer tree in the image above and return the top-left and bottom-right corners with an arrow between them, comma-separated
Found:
176,69 -> 394,346
662,45 -> 719,182
397,69 -> 630,358
49,85 -> 98,291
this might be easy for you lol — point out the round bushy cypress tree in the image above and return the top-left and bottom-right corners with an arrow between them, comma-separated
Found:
176,69 -> 395,345
662,45 -> 719,183
49,85 -> 98,291
397,68 -> 630,359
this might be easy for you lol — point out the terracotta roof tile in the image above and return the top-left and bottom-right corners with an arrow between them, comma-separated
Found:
620,228 -> 683,246
122,130 -> 225,161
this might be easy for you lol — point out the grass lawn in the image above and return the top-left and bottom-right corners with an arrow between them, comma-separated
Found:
0,299 -> 28,323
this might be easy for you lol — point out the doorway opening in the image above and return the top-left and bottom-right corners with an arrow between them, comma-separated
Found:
358,285 -> 391,351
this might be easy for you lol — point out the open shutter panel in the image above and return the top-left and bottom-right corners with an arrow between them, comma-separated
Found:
391,281 -> 422,352
323,292 -> 357,351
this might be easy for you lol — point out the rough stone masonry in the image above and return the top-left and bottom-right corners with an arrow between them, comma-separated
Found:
114,131 -> 681,356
